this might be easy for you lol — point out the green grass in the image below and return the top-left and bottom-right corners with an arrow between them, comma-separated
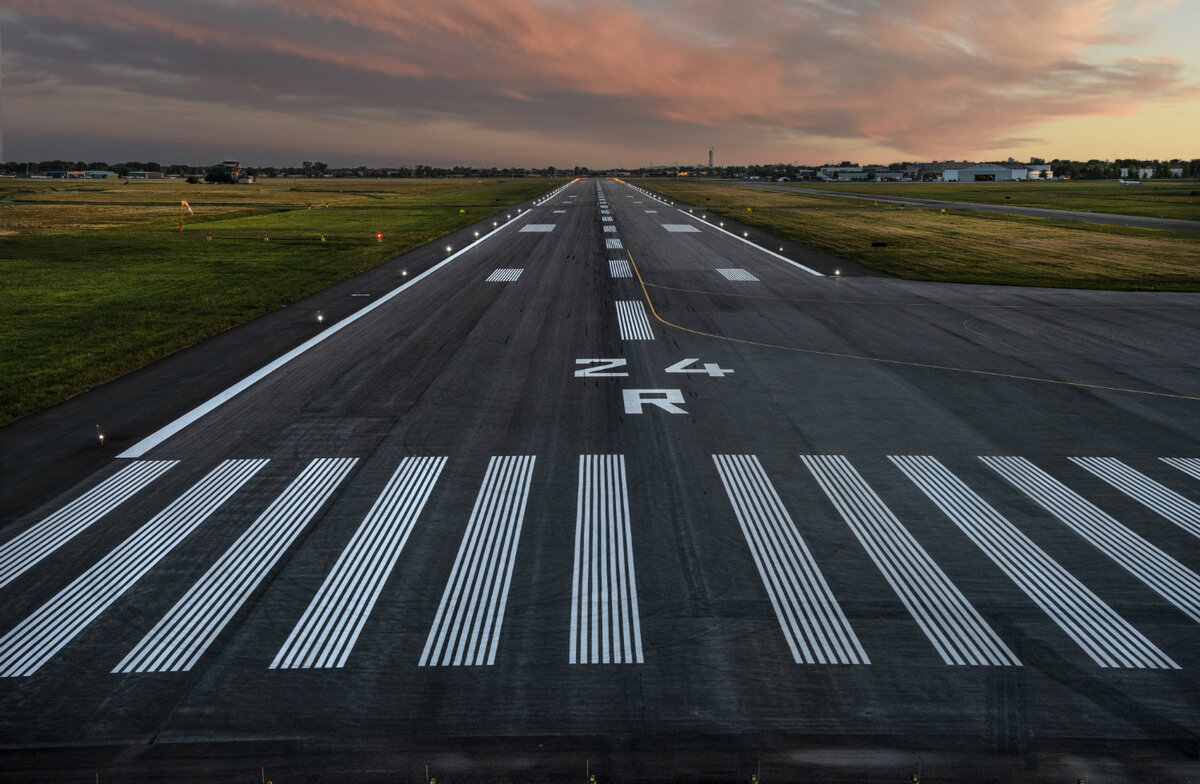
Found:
772,179 -> 1200,221
0,178 -> 563,423
629,179 -> 1200,290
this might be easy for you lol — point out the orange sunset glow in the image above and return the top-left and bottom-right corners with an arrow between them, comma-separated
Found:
0,0 -> 1196,165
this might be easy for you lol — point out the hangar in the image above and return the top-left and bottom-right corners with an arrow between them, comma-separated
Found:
943,163 -> 1029,182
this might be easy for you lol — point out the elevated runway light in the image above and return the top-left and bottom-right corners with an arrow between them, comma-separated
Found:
376,232 -> 383,242
96,425 -> 104,446
316,310 -> 325,324
474,231 -> 480,237
493,221 -> 498,227
446,245 -> 452,253
402,270 -> 408,277
743,232 -> 748,237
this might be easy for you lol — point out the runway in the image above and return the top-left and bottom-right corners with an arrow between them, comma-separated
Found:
2,177 -> 1199,781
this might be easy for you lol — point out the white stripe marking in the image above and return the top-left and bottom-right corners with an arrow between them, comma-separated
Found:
893,456 -> 1176,669
982,456 -> 1200,624
570,455 -> 644,665
419,456 -> 535,667
117,210 -> 536,458
802,455 -> 1019,666
615,300 -> 655,341
272,456 -> 447,669
0,460 -> 267,677
713,455 -> 867,665
662,224 -> 701,233
0,461 -> 178,589
1070,457 -> 1200,540
519,224 -> 556,232
605,239 -> 623,249
485,268 -> 523,283
609,259 -> 632,279
717,268 -> 760,282
113,458 -> 357,673
1162,458 -> 1200,482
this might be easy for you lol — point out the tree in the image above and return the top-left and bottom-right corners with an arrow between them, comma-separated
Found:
204,164 -> 234,184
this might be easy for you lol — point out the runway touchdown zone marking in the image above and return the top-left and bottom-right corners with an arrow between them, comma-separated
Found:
519,224 -> 556,233
663,224 -> 701,233
717,268 -> 760,282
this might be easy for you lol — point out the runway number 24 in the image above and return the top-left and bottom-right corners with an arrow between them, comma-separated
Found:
574,357 -> 734,414
573,358 -> 733,379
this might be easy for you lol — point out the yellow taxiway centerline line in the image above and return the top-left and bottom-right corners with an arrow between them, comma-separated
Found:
626,250 -> 1199,402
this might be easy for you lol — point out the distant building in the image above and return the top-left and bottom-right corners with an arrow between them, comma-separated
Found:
1121,167 -> 1155,179
943,163 -> 1029,182
222,160 -> 242,180
818,165 -> 867,181
85,170 -> 113,179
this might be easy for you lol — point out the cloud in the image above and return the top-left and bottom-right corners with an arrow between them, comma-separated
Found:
0,0 -> 1195,163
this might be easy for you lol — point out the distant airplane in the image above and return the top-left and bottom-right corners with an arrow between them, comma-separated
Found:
1118,179 -> 1142,185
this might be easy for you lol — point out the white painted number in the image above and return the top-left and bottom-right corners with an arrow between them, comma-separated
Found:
575,358 -> 629,378
664,358 -> 735,378
623,389 -> 687,414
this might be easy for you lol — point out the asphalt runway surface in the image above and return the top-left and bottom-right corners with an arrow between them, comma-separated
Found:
731,180 -> 1200,233
2,178 -> 1200,782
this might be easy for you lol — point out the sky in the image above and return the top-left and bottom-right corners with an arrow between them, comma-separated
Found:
1,0 -> 1197,168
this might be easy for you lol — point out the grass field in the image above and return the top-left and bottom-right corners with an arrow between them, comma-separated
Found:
628,178 -> 1200,291
0,178 -> 563,424
777,179 -> 1200,220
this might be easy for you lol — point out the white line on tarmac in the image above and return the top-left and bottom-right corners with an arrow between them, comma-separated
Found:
118,207 -> 541,458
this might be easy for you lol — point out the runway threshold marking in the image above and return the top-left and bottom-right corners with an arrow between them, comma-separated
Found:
114,457 -> 358,673
625,251 -> 1200,402
272,456 -> 447,669
0,459 -> 268,677
1162,457 -> 1200,482
982,456 -> 1200,624
1069,457 -> 1200,539
717,268 -> 760,282
570,455 -> 644,665
116,207 -> 539,458
713,454 -> 867,665
0,460 -> 178,589
892,455 -> 1177,669
420,455 -> 535,667
802,454 -> 1020,666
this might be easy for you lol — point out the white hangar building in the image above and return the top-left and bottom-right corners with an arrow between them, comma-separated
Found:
942,163 -> 1043,182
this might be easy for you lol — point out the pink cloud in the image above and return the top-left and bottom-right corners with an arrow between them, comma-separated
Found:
2,0 -> 1195,160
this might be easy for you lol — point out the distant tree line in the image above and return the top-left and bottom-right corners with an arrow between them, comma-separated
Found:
0,160 -> 559,179
3,158 -> 1198,180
